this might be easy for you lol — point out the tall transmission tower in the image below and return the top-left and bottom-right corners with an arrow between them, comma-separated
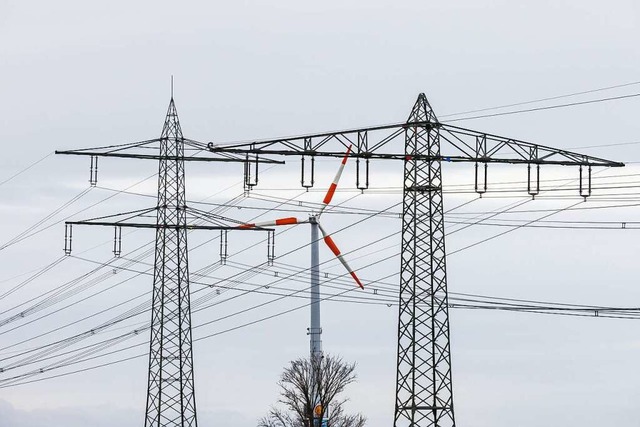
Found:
56,95 -> 281,426
397,96 -> 452,426
145,98 -> 195,426
207,93 -> 623,427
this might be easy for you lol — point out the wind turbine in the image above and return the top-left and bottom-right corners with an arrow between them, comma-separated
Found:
239,145 -> 364,362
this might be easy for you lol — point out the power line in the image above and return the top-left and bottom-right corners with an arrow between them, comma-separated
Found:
0,187 -> 93,251
0,195 -> 619,381
3,265 -> 639,389
0,187 -> 598,354
0,152 -> 53,187
0,196 -> 433,369
0,143 -> 634,390
439,80 -> 640,118
443,92 -> 640,122
214,81 -> 640,146
448,200 -> 584,256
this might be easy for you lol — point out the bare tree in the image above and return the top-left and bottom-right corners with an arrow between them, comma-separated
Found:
259,354 -> 366,427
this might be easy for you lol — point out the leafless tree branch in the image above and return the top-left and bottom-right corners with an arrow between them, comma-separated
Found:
258,354 -> 366,427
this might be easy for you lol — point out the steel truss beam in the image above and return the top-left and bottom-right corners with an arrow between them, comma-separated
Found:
55,139 -> 283,164
206,122 -> 622,167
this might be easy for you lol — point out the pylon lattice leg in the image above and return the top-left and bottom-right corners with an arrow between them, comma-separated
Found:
145,99 -> 198,427
395,94 -> 455,427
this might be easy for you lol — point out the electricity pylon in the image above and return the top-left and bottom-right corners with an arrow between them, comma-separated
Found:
207,93 -> 623,427
56,95 -> 281,426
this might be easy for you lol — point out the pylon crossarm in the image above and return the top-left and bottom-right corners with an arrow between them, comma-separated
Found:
57,138 -> 160,153
65,207 -> 275,230
62,204 -> 272,258
65,221 -> 271,231
56,133 -> 283,164
208,123 -> 623,167
56,146 -> 284,164
440,124 -> 624,167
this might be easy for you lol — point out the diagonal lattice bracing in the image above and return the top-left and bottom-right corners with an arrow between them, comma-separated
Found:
395,94 -> 455,427
145,98 -> 198,427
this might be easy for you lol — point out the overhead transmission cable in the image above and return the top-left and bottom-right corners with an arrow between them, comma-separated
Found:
0,192 -> 593,361
443,92 -> 640,122
0,194 -> 596,378
439,80 -> 640,118
1,196 -> 637,387
0,187 -> 92,251
0,188 -> 307,357
2,94 -> 636,388
0,152 -> 54,188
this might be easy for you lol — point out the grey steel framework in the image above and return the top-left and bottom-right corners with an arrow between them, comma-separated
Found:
208,93 -> 622,427
396,95 -> 453,426
56,97 -> 280,426
144,99 -> 196,427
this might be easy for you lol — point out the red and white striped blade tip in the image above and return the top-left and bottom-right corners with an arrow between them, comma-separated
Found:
319,145 -> 352,214
350,271 -> 364,290
237,217 -> 302,229
318,223 -> 364,289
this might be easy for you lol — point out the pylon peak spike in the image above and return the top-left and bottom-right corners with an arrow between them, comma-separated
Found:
161,95 -> 184,139
407,92 -> 438,124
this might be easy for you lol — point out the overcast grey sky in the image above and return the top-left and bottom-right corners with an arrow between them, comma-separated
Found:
1,1 -> 640,427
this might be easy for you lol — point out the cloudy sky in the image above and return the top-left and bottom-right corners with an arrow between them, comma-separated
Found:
1,1 -> 640,426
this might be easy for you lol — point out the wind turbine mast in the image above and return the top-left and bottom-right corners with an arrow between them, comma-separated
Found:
309,216 -> 322,361
237,147 -> 363,426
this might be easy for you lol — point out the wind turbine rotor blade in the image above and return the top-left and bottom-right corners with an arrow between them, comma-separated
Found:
319,145 -> 352,216
317,222 -> 364,289
238,217 -> 304,229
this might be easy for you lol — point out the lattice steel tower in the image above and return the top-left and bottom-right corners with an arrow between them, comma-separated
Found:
206,92 -> 622,427
143,98 -> 197,426
57,93 -> 280,427
395,95 -> 453,426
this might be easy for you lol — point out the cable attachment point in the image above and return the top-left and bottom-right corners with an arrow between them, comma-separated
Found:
356,132 -> 369,191
267,230 -> 275,266
113,226 -> 122,257
219,230 -> 228,265
300,136 -> 315,189
243,152 -> 259,194
301,155 -> 315,189
89,155 -> 98,187
356,156 -> 370,191
474,162 -> 488,196
64,223 -> 73,255
527,163 -> 540,198
579,165 -> 592,200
